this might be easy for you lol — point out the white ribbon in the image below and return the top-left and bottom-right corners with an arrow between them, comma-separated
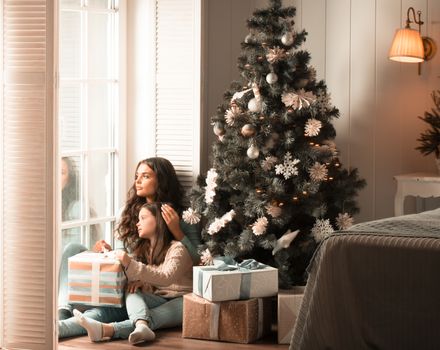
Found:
91,261 -> 100,304
209,302 -> 221,340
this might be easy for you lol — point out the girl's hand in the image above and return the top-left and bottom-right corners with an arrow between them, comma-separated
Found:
161,203 -> 184,240
93,240 -> 112,253
126,280 -> 143,294
115,250 -> 131,269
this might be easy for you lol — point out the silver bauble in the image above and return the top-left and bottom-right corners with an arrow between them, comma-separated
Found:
248,98 -> 262,113
241,124 -> 256,137
281,32 -> 294,46
266,72 -> 278,84
213,122 -> 225,136
247,144 -> 260,159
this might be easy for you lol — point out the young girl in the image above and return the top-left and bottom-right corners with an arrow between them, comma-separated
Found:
72,202 -> 193,344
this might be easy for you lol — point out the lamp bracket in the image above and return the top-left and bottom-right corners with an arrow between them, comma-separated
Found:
406,7 -> 423,32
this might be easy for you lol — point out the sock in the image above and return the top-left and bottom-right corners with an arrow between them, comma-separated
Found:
73,309 -> 104,342
128,323 -> 156,344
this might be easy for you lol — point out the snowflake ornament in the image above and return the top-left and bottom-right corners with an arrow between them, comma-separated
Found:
304,118 -> 322,137
311,219 -> 334,242
336,213 -> 354,230
275,152 -> 300,179
200,249 -> 215,266
315,89 -> 331,115
266,46 -> 287,63
252,216 -> 269,236
261,156 -> 278,171
281,89 -> 316,110
308,162 -> 328,182
205,168 -> 218,204
182,208 -> 201,225
224,105 -> 242,126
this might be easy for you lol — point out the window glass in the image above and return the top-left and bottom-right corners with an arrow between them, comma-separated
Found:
88,83 -> 111,148
88,13 -> 111,79
88,152 -> 113,218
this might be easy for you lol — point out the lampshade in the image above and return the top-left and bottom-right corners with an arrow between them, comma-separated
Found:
388,27 -> 424,63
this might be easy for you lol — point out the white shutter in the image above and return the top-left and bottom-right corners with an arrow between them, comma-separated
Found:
1,0 -> 55,349
154,0 -> 201,191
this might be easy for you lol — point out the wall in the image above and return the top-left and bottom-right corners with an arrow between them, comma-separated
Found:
205,0 -> 440,222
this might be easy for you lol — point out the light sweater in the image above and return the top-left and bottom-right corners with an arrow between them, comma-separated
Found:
124,240 -> 193,298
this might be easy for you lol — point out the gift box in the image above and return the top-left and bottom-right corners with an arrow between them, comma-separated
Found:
278,287 -> 305,344
182,293 -> 272,344
193,259 -> 278,302
67,251 -> 126,307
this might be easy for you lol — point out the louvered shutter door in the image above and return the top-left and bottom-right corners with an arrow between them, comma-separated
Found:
155,0 -> 201,192
1,0 -> 55,349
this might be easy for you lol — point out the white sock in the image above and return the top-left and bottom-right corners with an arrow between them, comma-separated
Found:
128,323 -> 156,344
73,309 -> 104,342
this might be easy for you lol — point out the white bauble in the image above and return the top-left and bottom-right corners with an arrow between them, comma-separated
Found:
266,72 -> 278,84
248,98 -> 262,113
241,124 -> 256,137
281,32 -> 294,46
247,144 -> 260,159
213,122 -> 225,136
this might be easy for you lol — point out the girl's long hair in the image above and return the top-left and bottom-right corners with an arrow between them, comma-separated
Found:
132,202 -> 173,265
116,157 -> 183,252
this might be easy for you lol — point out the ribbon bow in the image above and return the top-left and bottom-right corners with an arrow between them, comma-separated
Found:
212,256 -> 267,271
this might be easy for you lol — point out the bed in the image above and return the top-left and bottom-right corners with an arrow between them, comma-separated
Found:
290,208 -> 440,350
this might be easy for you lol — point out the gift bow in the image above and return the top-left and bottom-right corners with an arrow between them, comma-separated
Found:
212,257 -> 268,271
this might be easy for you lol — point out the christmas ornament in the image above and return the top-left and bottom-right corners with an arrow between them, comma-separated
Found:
311,219 -> 334,242
247,144 -> 260,159
251,82 -> 261,101
266,46 -> 287,63
261,156 -> 278,171
213,122 -> 225,136
308,162 -> 328,182
244,33 -> 254,43
248,97 -> 262,113
207,210 -> 236,235
200,248 -> 215,265
205,168 -> 218,204
281,32 -> 294,46
241,124 -> 256,137
252,216 -> 268,236
275,152 -> 300,179
272,229 -> 300,255
224,105 -> 241,126
266,202 -> 282,217
266,72 -> 278,84
304,118 -> 322,137
231,88 -> 251,104
336,213 -> 354,230
281,89 -> 316,110
182,208 -> 201,225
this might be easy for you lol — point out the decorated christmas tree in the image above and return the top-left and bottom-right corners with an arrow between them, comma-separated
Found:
185,0 -> 366,288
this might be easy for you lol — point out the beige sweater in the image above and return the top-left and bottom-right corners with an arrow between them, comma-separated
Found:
124,240 -> 193,298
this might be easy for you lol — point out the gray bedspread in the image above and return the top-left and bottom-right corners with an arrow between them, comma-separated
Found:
290,208 -> 440,350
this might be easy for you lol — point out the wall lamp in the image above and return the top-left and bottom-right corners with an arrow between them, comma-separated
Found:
388,7 -> 436,74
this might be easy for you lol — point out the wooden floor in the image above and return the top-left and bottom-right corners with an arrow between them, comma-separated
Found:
58,327 -> 289,350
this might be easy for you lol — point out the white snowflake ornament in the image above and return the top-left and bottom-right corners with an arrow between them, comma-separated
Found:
336,213 -> 354,230
311,219 -> 334,242
261,156 -> 278,171
275,152 -> 300,179
182,208 -> 201,225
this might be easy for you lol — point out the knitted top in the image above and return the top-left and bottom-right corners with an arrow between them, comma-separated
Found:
124,240 -> 193,298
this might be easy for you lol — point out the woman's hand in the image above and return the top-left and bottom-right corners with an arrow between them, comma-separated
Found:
126,280 -> 143,294
161,203 -> 184,240
93,239 -> 112,253
115,250 -> 132,269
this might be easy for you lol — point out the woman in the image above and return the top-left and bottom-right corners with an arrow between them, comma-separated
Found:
58,157 -> 200,338
73,202 -> 193,344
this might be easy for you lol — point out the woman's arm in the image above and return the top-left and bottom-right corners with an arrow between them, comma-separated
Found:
121,242 -> 193,287
161,204 -> 201,264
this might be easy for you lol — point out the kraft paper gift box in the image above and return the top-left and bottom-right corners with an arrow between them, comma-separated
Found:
193,258 -> 278,302
68,251 -> 126,307
182,293 -> 272,344
278,287 -> 305,344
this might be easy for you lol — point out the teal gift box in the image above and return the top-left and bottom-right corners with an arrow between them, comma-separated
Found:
193,258 -> 278,302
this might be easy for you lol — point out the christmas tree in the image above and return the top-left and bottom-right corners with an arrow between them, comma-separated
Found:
185,0 -> 366,288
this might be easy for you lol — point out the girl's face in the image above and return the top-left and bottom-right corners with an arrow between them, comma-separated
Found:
61,159 -> 69,190
135,163 -> 158,202
136,207 -> 157,239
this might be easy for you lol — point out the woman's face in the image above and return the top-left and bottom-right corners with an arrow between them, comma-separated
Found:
135,163 -> 158,202
61,159 -> 69,190
136,207 -> 157,239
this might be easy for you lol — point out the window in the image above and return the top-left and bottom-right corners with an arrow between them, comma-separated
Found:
59,0 -> 122,249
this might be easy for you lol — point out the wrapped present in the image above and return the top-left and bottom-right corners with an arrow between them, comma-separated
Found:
67,251 -> 126,307
278,287 -> 305,344
193,258 -> 278,302
182,293 -> 272,344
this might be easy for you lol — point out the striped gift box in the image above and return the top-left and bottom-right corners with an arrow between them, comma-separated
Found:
67,251 -> 126,307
